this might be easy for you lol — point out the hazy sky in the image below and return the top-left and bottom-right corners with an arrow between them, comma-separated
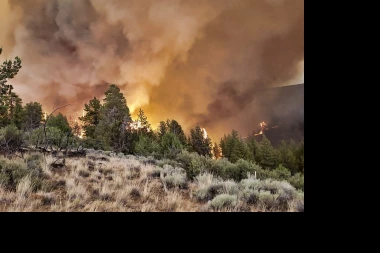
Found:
0,0 -> 304,140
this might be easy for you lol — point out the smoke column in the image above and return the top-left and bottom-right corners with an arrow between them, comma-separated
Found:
0,0 -> 304,140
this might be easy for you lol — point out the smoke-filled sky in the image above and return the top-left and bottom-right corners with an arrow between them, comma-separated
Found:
0,0 -> 304,140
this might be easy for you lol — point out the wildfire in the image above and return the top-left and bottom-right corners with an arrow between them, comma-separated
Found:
128,120 -> 142,130
254,121 -> 279,136
201,127 -> 208,139
127,120 -> 151,132
66,110 -> 85,139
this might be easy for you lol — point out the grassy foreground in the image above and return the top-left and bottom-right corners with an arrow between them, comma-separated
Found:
0,151 -> 304,212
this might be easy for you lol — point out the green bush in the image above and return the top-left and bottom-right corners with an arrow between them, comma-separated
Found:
288,173 -> 304,191
160,165 -> 187,189
209,194 -> 238,210
259,190 -> 279,210
241,189 -> 260,204
134,135 -> 160,158
160,132 -> 183,159
0,156 -> 45,191
196,183 -> 224,202
240,178 -> 263,191
156,159 -> 180,168
223,180 -> 239,195
269,164 -> 291,180
0,125 -> 23,153
177,150 -> 209,179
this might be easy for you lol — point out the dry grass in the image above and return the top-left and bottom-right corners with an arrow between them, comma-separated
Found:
0,153 -> 303,212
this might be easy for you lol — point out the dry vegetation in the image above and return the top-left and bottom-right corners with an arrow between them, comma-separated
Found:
0,151 -> 304,212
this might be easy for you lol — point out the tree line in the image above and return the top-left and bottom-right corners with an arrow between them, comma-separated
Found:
1,47 -> 304,179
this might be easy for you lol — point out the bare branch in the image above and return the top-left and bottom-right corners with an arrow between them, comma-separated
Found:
43,104 -> 71,141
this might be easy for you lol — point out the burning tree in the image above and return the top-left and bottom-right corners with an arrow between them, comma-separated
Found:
212,142 -> 222,159
188,125 -> 212,157
129,108 -> 152,134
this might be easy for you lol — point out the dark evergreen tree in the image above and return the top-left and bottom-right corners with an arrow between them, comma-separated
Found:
160,132 -> 183,159
47,113 -> 71,133
0,47 -> 22,128
167,119 -> 187,146
158,121 -> 168,138
95,84 -> 132,152
256,135 -> 278,170
79,97 -> 102,138
189,125 -> 212,157
21,102 -> 43,130
219,130 -> 251,163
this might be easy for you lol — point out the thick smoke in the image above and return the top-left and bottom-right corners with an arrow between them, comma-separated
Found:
0,0 -> 304,140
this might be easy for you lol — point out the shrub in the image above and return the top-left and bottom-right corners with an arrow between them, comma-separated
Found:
241,189 -> 260,204
78,170 -> 90,178
269,164 -> 291,181
156,159 -> 179,168
148,167 -> 162,178
160,165 -> 187,189
177,150 -> 209,179
276,182 -> 297,210
240,178 -> 263,191
139,156 -> 157,165
159,132 -> 183,159
210,194 -> 238,210
261,179 -> 281,194
235,159 -> 254,181
194,173 -> 223,201
208,158 -> 232,178
129,187 -> 141,200
222,180 -> 239,195
288,173 -> 304,190
135,136 -> 160,158
0,157 -> 45,191
259,190 -> 278,210
25,153 -> 44,171
125,155 -> 136,160
0,125 -> 23,153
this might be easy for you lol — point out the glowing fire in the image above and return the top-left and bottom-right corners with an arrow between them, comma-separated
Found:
127,120 -> 151,132
201,128 -> 208,139
254,121 -> 279,136
128,120 -> 142,130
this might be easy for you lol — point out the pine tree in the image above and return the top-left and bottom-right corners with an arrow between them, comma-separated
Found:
213,142 -> 222,159
278,140 -> 298,174
220,130 -> 251,163
11,96 -> 23,129
0,47 -> 22,94
47,113 -> 71,133
158,121 -> 168,138
0,47 -> 22,128
189,125 -> 212,157
79,97 -> 102,138
256,135 -> 278,170
21,102 -> 43,130
135,108 -> 151,134
246,135 -> 259,162
160,132 -> 183,159
95,84 -> 132,152
167,119 -> 187,145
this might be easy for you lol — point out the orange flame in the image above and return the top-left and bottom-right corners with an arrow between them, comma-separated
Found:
201,127 -> 208,139
254,121 -> 279,136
